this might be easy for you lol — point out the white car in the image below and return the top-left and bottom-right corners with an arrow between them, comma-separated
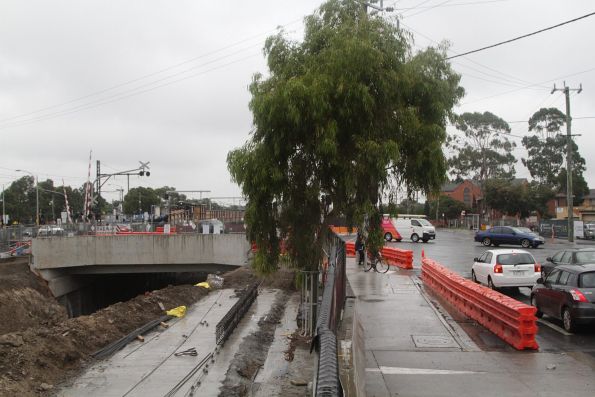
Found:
37,225 -> 65,237
471,249 -> 541,289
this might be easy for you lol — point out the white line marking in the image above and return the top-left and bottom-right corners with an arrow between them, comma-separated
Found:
366,366 -> 483,375
537,318 -> 573,336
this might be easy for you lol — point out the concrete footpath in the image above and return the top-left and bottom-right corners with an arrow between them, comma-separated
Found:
345,259 -> 594,397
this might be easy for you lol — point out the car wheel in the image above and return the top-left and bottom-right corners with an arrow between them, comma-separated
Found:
521,239 -> 530,248
384,232 -> 392,242
562,307 -> 576,332
487,277 -> 497,290
411,233 -> 419,242
482,237 -> 491,246
531,295 -> 543,318
471,270 -> 478,283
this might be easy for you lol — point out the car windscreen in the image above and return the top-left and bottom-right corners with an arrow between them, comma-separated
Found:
496,253 -> 535,265
579,272 -> 595,288
418,219 -> 431,226
575,251 -> 595,264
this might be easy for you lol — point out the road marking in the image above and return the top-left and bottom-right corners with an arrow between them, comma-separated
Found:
537,318 -> 573,336
366,366 -> 483,375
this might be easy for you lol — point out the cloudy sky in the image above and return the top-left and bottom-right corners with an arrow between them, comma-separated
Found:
1,0 -> 594,204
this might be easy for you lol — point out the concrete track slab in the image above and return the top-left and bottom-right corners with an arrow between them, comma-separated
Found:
59,288 -> 279,397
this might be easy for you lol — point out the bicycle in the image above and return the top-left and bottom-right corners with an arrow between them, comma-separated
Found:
363,252 -> 390,273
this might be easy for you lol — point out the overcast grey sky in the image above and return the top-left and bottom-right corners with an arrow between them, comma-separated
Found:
1,0 -> 594,204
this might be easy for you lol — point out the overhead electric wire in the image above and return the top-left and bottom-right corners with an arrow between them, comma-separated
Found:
460,66 -> 595,105
446,11 -> 595,59
401,21 -> 549,89
0,52 -> 260,130
396,0 -> 509,11
404,0 -> 453,18
0,18 -> 303,125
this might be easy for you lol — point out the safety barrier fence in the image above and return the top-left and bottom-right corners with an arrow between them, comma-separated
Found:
345,241 -> 413,269
215,283 -> 259,346
421,257 -> 538,350
313,231 -> 346,397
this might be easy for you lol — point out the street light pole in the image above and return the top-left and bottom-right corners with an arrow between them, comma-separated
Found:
1,184 -> 5,226
15,169 -> 39,226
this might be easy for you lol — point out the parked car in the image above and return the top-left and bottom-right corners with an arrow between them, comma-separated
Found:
542,248 -> 595,277
583,223 -> 595,240
474,226 -> 545,248
37,225 -> 64,237
531,264 -> 595,332
471,249 -> 541,290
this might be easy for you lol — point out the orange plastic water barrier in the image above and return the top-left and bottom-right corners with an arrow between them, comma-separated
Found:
345,242 -> 413,269
381,246 -> 413,269
421,257 -> 538,350
330,226 -> 357,235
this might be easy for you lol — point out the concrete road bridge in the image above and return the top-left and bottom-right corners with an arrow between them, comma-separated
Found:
31,234 -> 251,316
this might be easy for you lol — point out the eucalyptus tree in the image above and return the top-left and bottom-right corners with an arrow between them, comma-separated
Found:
448,111 -> 516,185
522,107 -> 588,200
227,0 -> 463,273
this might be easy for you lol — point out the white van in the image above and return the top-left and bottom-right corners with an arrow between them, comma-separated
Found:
394,215 -> 436,243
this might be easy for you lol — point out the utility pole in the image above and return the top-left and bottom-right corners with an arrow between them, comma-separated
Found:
552,82 -> 582,242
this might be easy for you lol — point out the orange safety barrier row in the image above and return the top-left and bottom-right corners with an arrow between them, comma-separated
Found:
330,226 -> 358,235
421,257 -> 538,350
345,241 -> 413,269
382,246 -> 413,269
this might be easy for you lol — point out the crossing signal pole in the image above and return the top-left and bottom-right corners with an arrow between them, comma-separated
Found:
551,82 -> 582,242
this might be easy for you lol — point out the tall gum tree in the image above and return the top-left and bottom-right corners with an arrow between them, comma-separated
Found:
448,111 -> 516,184
227,0 -> 464,273
522,107 -> 588,201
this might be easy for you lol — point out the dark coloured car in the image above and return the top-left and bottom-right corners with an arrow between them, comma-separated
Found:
474,226 -> 545,248
543,248 -> 595,277
531,264 -> 595,332
583,223 -> 595,240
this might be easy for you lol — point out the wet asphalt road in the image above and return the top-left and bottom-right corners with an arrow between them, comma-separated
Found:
384,229 -> 595,354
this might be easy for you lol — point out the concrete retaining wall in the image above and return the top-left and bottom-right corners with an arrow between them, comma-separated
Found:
32,233 -> 251,270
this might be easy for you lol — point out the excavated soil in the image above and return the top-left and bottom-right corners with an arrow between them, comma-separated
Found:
0,259 -> 298,397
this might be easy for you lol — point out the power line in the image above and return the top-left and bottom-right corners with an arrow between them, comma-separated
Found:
0,17 -> 304,125
446,11 -> 595,59
506,116 -> 595,124
401,21 -> 548,89
0,52 -> 260,130
404,0 -> 454,18
460,66 -> 595,105
396,0 -> 509,11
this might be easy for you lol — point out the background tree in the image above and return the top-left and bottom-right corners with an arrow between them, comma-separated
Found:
448,111 -> 516,183
123,187 -> 160,215
427,195 -> 469,221
3,177 -> 35,223
484,179 -> 531,218
227,0 -> 463,273
522,107 -> 589,201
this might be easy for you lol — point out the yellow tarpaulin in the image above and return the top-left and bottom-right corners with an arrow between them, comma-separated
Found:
195,282 -> 210,288
166,306 -> 187,318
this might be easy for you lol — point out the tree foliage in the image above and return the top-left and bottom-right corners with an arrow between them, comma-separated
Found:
228,0 -> 463,273
123,187 -> 161,215
522,107 -> 588,200
448,111 -> 516,183
483,179 -> 555,218
427,195 -> 469,220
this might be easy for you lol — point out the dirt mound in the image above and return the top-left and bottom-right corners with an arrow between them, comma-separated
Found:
0,257 -> 49,296
0,284 -> 209,396
0,288 -> 67,335
223,265 -> 296,291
